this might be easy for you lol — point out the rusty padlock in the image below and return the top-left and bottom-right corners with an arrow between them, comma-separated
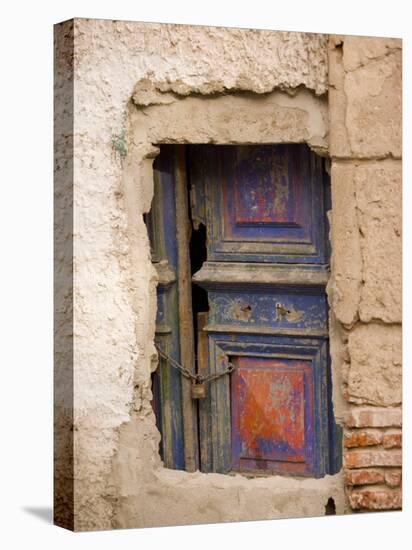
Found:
191,380 -> 206,399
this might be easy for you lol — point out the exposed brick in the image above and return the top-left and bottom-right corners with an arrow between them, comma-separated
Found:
348,488 -> 402,510
345,450 -> 402,469
345,468 -> 384,486
344,430 -> 382,448
382,431 -> 402,449
385,470 -> 402,488
345,407 -> 401,428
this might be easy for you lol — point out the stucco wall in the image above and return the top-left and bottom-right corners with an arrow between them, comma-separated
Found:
54,19 -> 402,531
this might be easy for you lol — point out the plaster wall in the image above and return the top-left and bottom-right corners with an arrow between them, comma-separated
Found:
54,19 -> 402,530
328,35 -> 402,511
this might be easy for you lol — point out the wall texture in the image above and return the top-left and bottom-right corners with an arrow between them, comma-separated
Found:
54,19 -> 402,531
328,35 -> 402,511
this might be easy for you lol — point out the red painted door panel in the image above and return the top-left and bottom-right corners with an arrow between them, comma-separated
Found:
231,356 -> 315,475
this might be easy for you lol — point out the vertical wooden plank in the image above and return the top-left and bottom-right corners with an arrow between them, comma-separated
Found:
214,355 -> 232,473
174,146 -> 199,471
206,338 -> 232,473
197,312 -> 211,471
187,145 -> 206,230
151,148 -> 185,470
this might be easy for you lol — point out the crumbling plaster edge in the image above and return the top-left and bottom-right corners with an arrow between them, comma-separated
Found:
106,82 -> 350,528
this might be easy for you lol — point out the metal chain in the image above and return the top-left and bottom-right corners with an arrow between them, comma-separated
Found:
155,344 -> 197,381
155,343 -> 235,384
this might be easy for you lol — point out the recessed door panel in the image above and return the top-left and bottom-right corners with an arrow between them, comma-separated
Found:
231,356 -> 315,475
207,289 -> 328,336
189,144 -> 328,263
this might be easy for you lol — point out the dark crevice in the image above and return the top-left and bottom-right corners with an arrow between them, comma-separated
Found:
190,223 -> 208,277
187,147 -> 209,350
325,497 -> 336,515
189,221 -> 209,356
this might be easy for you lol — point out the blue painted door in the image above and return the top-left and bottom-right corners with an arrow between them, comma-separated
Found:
148,147 -> 185,469
149,144 -> 341,477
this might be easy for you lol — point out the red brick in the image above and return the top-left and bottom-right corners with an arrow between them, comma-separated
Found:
345,407 -> 402,428
344,430 -> 382,448
348,488 -> 402,510
385,470 -> 402,488
344,449 -> 402,469
345,468 -> 385,486
382,431 -> 402,449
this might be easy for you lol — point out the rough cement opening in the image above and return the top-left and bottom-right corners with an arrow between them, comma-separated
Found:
108,84 -> 347,527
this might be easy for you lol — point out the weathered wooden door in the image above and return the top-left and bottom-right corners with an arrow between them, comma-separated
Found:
148,144 -> 341,478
